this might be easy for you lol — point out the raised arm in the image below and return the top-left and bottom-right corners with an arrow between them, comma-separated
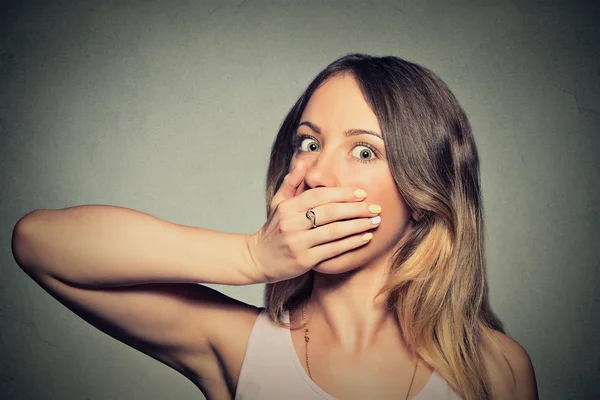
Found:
11,204 -> 268,398
10,160 -> 380,397
12,204 -> 260,288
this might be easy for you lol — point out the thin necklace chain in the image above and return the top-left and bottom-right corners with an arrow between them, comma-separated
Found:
301,300 -> 419,400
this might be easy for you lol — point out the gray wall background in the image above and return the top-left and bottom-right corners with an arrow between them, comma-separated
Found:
1,0 -> 598,399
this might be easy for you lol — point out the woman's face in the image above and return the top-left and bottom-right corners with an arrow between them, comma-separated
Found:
290,73 -> 417,275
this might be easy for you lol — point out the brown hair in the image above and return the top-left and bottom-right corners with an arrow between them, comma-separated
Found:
263,54 -> 504,399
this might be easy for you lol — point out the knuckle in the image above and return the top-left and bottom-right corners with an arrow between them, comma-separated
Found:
287,247 -> 298,261
284,236 -> 302,259
281,235 -> 295,251
278,219 -> 293,233
276,223 -> 285,235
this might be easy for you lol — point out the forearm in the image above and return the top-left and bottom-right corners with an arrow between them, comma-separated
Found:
12,205 -> 260,288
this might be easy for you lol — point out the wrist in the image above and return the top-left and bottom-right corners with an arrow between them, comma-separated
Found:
241,233 -> 268,285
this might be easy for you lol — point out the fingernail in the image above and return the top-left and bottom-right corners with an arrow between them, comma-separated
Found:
370,216 -> 381,225
361,232 -> 373,241
354,189 -> 367,199
368,204 -> 381,214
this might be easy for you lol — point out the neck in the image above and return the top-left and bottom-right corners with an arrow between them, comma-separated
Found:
305,260 -> 401,353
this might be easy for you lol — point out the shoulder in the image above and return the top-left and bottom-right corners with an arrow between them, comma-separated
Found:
481,329 -> 539,399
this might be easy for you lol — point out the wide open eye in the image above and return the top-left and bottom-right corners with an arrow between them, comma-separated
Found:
351,144 -> 376,163
299,136 -> 320,152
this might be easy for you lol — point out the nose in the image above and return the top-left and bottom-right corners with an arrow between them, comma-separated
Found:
303,147 -> 341,189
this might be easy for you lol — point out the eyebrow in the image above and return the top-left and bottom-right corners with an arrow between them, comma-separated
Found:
297,121 -> 383,139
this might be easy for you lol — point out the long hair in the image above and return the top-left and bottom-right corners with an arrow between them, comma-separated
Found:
263,54 -> 504,399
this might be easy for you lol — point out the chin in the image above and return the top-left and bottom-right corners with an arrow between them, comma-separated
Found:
312,232 -> 401,278
312,245 -> 377,275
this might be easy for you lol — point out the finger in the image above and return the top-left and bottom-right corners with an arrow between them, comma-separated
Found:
291,186 -> 368,213
301,217 -> 380,249
271,160 -> 307,209
292,163 -> 308,198
305,230 -> 374,265
288,202 -> 381,231
310,202 -> 381,230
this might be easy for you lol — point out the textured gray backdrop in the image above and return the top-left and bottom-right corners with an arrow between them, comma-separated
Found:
1,0 -> 598,399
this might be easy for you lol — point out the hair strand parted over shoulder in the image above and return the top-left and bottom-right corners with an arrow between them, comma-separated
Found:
264,54 -> 504,400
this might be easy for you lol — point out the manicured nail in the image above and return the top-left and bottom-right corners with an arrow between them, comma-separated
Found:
370,216 -> 381,225
368,204 -> 381,214
354,189 -> 367,199
361,232 -> 373,241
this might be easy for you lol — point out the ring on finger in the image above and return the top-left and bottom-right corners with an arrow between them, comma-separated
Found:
305,208 -> 317,229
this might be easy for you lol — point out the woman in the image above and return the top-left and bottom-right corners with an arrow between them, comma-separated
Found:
12,54 -> 537,399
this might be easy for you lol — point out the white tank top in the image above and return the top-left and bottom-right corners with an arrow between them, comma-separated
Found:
235,308 -> 462,399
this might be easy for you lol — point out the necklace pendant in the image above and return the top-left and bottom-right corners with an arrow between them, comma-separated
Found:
305,336 -> 310,342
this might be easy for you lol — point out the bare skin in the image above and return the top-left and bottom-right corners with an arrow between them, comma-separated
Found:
11,74 -> 538,399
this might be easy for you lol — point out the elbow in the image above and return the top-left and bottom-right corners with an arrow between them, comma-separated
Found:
12,209 -> 46,272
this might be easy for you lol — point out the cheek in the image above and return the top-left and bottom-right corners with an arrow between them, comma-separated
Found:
380,192 -> 411,227
351,174 -> 409,221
